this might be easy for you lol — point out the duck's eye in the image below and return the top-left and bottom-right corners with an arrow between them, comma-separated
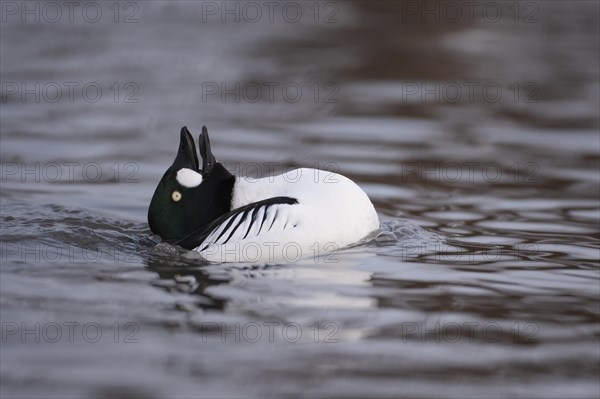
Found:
171,190 -> 182,202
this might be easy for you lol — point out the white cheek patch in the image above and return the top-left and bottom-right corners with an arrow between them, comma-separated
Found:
176,168 -> 203,188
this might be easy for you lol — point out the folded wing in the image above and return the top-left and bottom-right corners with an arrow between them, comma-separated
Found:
175,196 -> 300,252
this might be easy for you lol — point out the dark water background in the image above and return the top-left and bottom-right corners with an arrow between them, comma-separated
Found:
1,1 -> 599,398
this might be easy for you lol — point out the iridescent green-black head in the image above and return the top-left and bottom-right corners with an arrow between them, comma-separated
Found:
148,126 -> 234,242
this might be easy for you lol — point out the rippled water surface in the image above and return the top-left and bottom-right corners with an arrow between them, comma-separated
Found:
1,2 -> 599,398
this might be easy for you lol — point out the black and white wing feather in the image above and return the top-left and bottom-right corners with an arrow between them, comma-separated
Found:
175,196 -> 299,251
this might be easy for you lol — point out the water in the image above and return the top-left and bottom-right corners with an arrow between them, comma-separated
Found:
1,1 -> 599,398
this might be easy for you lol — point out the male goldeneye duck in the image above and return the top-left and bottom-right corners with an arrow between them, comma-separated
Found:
148,126 -> 379,263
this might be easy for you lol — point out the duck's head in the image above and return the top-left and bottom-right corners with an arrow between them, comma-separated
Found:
148,126 -> 234,242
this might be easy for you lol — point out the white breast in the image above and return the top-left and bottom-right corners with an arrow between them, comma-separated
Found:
196,168 -> 379,263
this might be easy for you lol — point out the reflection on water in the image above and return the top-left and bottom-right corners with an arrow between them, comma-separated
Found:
1,1 -> 599,398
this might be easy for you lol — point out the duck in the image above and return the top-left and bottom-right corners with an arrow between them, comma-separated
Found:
148,126 -> 379,263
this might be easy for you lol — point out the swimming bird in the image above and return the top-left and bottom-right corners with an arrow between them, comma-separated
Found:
148,126 -> 379,263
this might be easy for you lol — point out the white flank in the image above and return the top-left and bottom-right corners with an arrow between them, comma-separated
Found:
196,168 -> 380,263
176,168 -> 203,188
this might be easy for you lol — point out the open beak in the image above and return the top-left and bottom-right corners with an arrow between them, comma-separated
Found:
170,126 -> 199,172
